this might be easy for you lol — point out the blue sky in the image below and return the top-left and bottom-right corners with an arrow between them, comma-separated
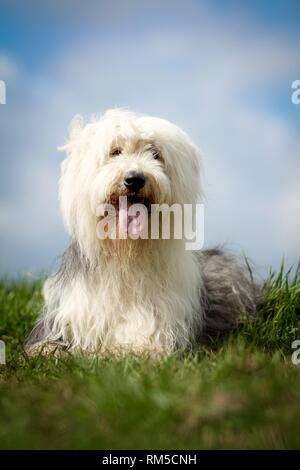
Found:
0,0 -> 299,277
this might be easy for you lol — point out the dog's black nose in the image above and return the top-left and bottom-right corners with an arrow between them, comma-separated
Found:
124,171 -> 146,191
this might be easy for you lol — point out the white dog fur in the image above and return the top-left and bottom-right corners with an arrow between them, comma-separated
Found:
25,109 -> 259,356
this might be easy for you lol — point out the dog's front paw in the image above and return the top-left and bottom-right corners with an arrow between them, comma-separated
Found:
25,341 -> 69,357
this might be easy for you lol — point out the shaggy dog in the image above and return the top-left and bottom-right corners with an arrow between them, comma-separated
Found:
25,109 -> 259,356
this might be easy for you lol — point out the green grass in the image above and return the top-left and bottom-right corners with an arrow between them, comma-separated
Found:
0,265 -> 300,450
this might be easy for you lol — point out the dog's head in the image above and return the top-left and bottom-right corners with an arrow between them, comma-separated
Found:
59,109 -> 202,260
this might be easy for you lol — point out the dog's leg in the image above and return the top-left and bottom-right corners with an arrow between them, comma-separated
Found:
24,318 -> 69,357
25,340 -> 68,357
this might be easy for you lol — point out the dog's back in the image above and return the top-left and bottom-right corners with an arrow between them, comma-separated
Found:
199,248 -> 261,339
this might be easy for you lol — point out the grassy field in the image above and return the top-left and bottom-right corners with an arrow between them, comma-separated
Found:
0,265 -> 300,450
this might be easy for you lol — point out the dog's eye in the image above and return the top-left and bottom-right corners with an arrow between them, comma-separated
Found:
150,147 -> 161,160
110,147 -> 122,157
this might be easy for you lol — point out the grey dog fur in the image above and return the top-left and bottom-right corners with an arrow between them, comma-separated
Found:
25,244 -> 261,353
198,248 -> 261,339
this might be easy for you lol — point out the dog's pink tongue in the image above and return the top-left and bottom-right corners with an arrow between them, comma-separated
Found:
119,205 -> 146,236
119,206 -> 129,235
128,208 -> 147,236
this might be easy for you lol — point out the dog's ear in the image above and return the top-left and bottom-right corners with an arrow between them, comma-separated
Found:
58,114 -> 85,153
68,114 -> 85,140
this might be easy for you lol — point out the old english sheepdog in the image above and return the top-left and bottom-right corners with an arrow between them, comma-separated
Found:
25,109 -> 260,356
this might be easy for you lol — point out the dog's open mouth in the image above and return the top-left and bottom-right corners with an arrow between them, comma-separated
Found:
108,193 -> 152,236
110,194 -> 151,211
